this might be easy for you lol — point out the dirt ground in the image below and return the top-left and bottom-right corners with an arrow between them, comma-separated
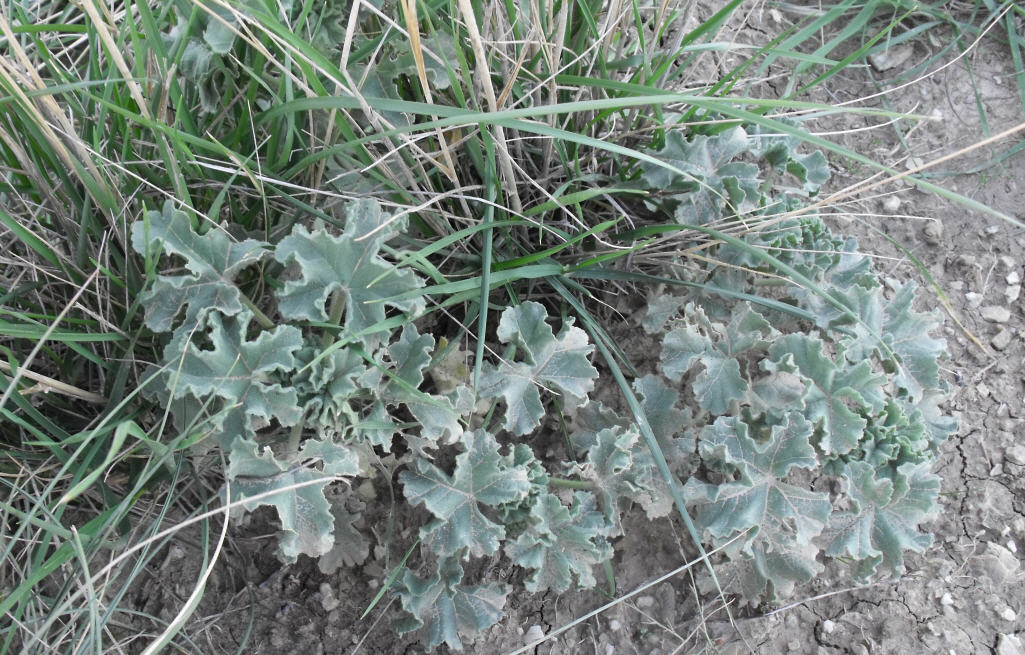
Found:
134,10 -> 1025,655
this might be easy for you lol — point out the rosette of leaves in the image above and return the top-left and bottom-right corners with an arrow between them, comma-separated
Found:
640,209 -> 955,600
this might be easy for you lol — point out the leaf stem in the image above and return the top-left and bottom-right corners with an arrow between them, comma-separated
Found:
241,294 -> 275,329
321,289 -> 346,349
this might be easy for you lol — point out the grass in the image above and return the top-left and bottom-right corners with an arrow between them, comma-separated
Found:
0,0 -> 1020,652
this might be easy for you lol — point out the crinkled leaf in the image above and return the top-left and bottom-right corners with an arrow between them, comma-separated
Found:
571,426 -> 668,536
882,281 -> 946,401
768,334 -> 885,455
633,374 -> 693,460
642,128 -> 763,224
376,325 -> 469,446
166,311 -> 303,445
478,302 -> 598,435
227,437 -> 359,562
393,556 -> 509,652
505,491 -> 612,593
820,460 -> 940,580
661,303 -> 772,414
274,199 -> 425,346
685,414 -> 832,599
400,430 -> 531,557
318,492 -> 369,573
130,200 -> 268,337
641,293 -> 686,334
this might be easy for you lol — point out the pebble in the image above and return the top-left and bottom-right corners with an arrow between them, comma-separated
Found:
1000,255 -> 1017,270
940,592 -> 954,606
822,619 -> 836,633
981,306 -> 1012,323
997,633 -> 1024,655
985,225 -> 1001,236
609,619 -> 622,632
868,45 -> 914,71
965,292 -> 984,308
922,221 -> 943,244
636,595 -> 655,609
992,328 -> 1013,351
1007,285 -> 1022,303
1008,271 -> 1021,286
882,196 -> 902,213
524,625 -> 545,644
319,583 -> 340,612
1000,607 -> 1017,622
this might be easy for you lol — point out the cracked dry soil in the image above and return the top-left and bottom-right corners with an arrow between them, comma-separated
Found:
131,18 -> 1025,655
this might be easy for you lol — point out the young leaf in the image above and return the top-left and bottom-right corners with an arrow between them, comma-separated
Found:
570,425 -> 668,536
820,460 -> 940,581
130,200 -> 268,337
274,199 -> 425,345
641,127 -> 762,224
685,413 -> 833,599
478,302 -> 598,435
400,430 -> 531,557
505,491 -> 612,593
768,334 -> 885,455
318,492 -> 369,573
393,555 -> 509,652
227,436 -> 360,562
882,281 -> 946,402
164,311 -> 303,446
661,303 -> 773,414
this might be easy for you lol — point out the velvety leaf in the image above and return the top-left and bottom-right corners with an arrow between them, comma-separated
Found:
882,281 -> 946,401
166,311 -> 303,444
478,302 -> 598,435
641,293 -> 686,334
768,334 -> 885,455
400,430 -> 531,557
505,491 -> 612,593
274,199 -> 425,345
642,127 -> 762,223
394,555 -> 509,652
633,374 -> 693,460
318,493 -> 369,573
685,414 -> 833,599
130,200 -> 268,337
820,460 -> 940,580
227,437 -> 360,562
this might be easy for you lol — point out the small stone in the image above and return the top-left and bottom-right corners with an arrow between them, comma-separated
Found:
982,306 -> 1012,323
1006,285 -> 1021,303
923,220 -> 943,245
524,625 -> 545,644
978,383 -> 991,398
636,595 -> 655,609
822,619 -> 836,633
1009,541 -> 1018,554
1008,271 -> 1021,286
940,592 -> 954,606
882,196 -> 902,213
319,583 -> 340,612
1000,607 -> 1017,622
868,45 -> 914,71
1011,445 -> 1025,467
997,633 -> 1024,655
610,619 -> 622,632
965,292 -> 984,308
1000,255 -> 1017,270
985,225 -> 1002,236
992,328 -> 1013,351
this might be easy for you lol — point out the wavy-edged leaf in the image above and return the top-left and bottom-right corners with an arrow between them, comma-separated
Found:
505,491 -> 612,593
393,555 -> 509,652
318,492 -> 369,573
661,303 -> 773,414
227,436 -> 360,562
478,302 -> 598,435
768,334 -> 885,455
130,200 -> 268,338
882,281 -> 946,402
274,199 -> 425,346
400,430 -> 531,557
165,311 -> 303,446
820,460 -> 940,581
685,414 -> 832,599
